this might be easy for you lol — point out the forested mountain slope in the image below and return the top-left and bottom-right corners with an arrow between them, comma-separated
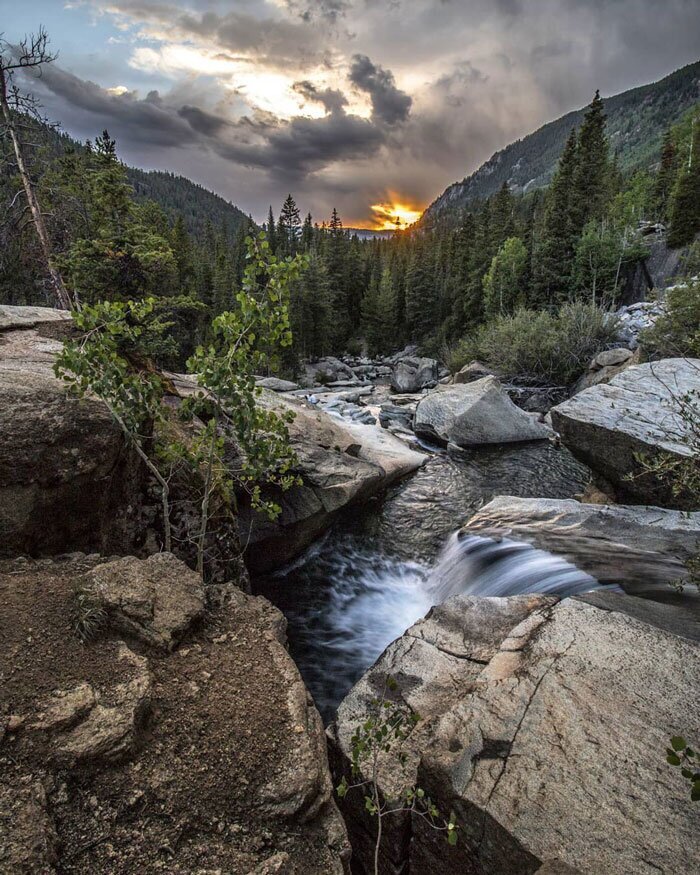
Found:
422,60 -> 700,226
126,166 -> 250,237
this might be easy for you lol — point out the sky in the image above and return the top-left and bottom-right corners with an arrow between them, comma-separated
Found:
2,1 -> 699,228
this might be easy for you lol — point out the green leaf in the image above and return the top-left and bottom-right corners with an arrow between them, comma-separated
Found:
447,829 -> 458,846
691,781 -> 700,802
667,754 -> 681,766
671,736 -> 687,752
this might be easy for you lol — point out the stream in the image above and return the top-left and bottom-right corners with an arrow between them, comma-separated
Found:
255,441 -> 600,722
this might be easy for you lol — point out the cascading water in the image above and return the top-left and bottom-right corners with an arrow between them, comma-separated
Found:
259,525 -> 608,722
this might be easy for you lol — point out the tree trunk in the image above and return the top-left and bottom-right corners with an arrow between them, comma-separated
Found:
0,66 -> 72,310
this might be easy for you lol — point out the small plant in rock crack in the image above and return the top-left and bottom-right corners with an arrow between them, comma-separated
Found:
666,736 -> 700,802
336,676 -> 458,875
72,588 -> 107,644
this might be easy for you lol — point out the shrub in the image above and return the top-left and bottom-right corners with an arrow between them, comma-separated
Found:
447,302 -> 618,386
642,277 -> 700,359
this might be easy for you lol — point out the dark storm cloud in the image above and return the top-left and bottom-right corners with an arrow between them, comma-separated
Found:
26,59 -> 388,183
292,80 -> 348,114
348,54 -> 412,125
213,111 -> 384,177
26,63 -> 196,147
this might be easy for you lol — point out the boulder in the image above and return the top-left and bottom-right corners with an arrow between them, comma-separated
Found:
0,306 -> 143,557
330,595 -> 700,875
573,347 -> 639,394
80,552 -> 206,651
255,376 -> 299,392
592,347 -> 634,368
550,358 -> 700,507
304,356 -> 358,387
414,377 -> 553,447
391,356 -> 439,392
453,360 -> 494,384
462,496 -> 700,615
240,391 -> 425,571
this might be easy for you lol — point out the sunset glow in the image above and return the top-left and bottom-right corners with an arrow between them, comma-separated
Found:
367,199 -> 424,231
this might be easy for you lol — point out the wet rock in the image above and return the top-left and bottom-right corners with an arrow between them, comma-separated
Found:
241,392 -> 424,571
82,553 -> 206,651
415,377 -> 553,447
551,358 -> 700,507
391,357 -> 439,393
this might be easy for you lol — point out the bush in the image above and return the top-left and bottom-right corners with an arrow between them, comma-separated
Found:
448,302 -> 618,386
642,277 -> 700,359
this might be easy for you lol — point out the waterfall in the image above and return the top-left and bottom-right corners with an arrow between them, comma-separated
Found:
425,531 -> 607,601
262,529 -> 610,721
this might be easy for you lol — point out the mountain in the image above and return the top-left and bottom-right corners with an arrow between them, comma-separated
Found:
126,167 -> 251,238
6,116 -> 251,240
422,60 -> 700,226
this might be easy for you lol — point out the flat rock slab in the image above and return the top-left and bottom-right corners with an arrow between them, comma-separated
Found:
415,377 -> 553,447
550,358 -> 700,507
82,552 -> 206,651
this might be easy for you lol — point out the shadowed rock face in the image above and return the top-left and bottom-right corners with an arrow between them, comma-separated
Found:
550,358 -> 700,508
0,306 -> 144,558
330,594 -> 700,875
391,357 -> 438,393
415,377 -> 553,448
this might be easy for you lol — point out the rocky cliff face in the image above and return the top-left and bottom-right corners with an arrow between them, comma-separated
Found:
1,553 -> 349,873
0,306 -> 145,558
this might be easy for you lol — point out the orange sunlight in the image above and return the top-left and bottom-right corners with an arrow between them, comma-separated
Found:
356,197 -> 424,231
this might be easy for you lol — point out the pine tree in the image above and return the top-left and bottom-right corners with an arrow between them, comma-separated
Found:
301,212 -> 314,251
278,194 -> 301,256
490,182 -> 516,250
533,127 -> 579,305
405,237 -> 437,339
171,214 -> 193,293
265,205 -> 278,253
571,91 -> 610,233
654,128 -> 678,221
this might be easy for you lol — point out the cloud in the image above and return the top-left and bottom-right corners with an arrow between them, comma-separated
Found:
292,80 -> 348,114
348,54 -> 412,125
